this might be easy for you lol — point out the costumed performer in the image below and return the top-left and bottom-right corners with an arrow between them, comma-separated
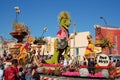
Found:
84,34 -> 96,74
84,34 -> 96,59
44,11 -> 71,64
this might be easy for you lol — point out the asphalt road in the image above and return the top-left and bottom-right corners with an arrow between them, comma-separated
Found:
40,74 -> 118,80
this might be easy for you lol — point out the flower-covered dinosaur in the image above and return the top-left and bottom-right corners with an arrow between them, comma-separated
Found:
44,11 -> 71,64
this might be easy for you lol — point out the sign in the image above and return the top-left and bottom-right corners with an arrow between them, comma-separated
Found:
97,54 -> 110,66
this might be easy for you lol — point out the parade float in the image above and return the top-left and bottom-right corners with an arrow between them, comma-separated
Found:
6,10 -> 120,79
37,24 -> 120,79
9,6 -> 30,62
9,22 -> 31,65
34,13 -> 120,79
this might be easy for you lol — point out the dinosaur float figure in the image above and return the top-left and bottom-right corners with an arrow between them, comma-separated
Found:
44,11 -> 71,64
17,36 -> 35,65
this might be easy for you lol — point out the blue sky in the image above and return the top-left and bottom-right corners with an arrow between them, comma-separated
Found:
0,0 -> 120,40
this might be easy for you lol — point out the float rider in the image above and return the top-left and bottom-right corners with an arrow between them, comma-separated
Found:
84,35 -> 96,74
84,34 -> 96,59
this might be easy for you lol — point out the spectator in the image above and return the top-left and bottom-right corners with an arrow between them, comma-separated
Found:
47,51 -> 51,59
25,64 -> 32,80
19,67 -> 26,80
116,59 -> 120,67
0,63 -> 4,80
31,65 -> 40,80
112,59 -> 116,67
6,54 -> 13,62
4,59 -> 19,80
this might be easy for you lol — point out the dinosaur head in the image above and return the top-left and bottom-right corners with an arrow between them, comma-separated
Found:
58,11 -> 71,30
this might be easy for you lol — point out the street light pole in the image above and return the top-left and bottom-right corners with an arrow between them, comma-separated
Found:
100,16 -> 107,26
41,27 -> 48,38
100,16 -> 108,37
14,6 -> 20,23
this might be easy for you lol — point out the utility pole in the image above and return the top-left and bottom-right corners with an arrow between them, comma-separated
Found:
73,22 -> 76,57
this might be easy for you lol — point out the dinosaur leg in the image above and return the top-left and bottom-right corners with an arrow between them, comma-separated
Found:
45,49 -> 60,64
45,49 -> 64,64
63,46 -> 70,61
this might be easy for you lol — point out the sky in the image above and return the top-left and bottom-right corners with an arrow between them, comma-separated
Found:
0,0 -> 120,40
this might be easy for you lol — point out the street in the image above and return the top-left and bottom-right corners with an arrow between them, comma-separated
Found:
40,74 -> 117,80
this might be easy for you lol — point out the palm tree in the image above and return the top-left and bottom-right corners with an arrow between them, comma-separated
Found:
100,39 -> 114,54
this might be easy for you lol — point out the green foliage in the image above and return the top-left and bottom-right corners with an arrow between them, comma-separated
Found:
100,39 -> 114,48
54,67 -> 61,76
33,37 -> 47,45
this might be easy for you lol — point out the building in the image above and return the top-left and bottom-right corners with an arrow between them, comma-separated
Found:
43,31 -> 90,57
0,36 -> 16,56
94,25 -> 120,55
